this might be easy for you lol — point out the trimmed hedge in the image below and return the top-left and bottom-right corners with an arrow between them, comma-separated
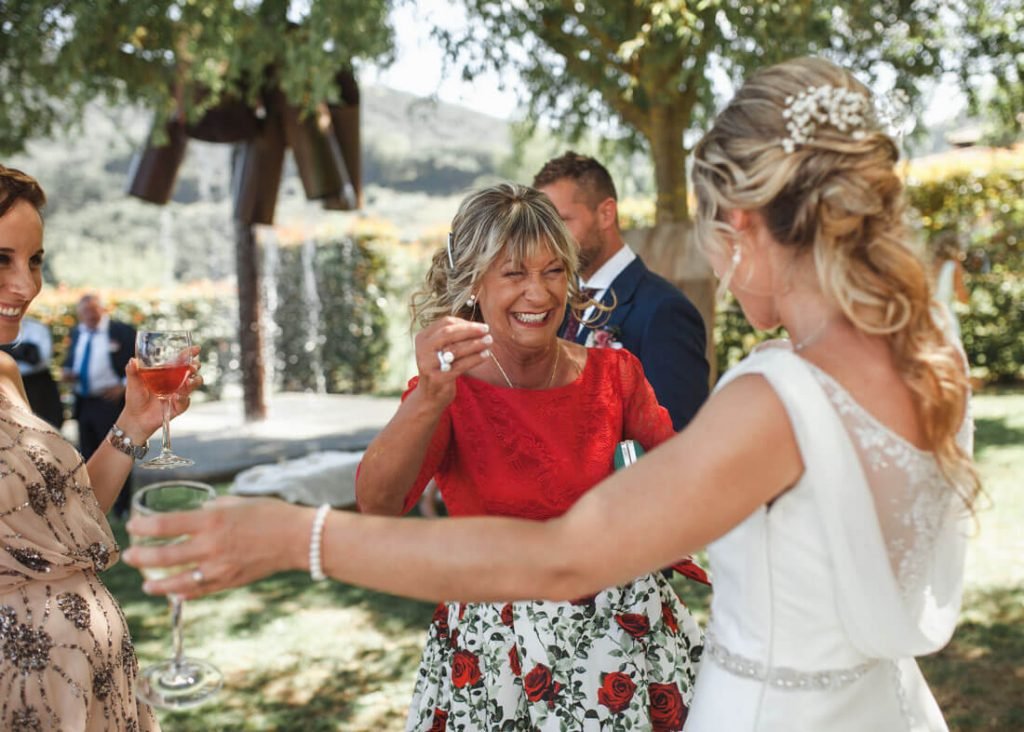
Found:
32,283 -> 237,398
267,236 -> 389,394
905,149 -> 1024,273
28,236 -> 390,399
713,274 -> 1024,384
960,274 -> 1024,383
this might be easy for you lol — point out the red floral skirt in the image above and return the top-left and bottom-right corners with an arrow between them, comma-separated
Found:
405,572 -> 702,731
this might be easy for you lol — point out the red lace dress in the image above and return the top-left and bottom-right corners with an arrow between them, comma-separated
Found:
400,348 -> 703,732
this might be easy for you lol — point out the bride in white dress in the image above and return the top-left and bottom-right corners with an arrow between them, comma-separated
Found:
127,57 -> 980,732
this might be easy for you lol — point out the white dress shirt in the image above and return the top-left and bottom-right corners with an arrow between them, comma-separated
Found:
579,244 -> 636,322
14,318 -> 53,376
71,317 -> 124,396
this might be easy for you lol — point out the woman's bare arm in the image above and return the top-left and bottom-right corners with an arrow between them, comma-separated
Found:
126,374 -> 802,603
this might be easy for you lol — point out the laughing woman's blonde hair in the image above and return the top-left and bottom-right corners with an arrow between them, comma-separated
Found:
692,56 -> 979,507
411,183 -> 588,329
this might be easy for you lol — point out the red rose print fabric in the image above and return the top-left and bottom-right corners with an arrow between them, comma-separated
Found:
405,577 -> 701,731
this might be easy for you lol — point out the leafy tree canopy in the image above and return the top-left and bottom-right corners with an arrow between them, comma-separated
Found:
956,0 -> 1023,145
439,0 -> 974,222
0,0 -> 394,154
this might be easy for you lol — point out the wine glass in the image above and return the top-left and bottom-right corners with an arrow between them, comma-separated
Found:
132,481 -> 223,709
136,330 -> 194,469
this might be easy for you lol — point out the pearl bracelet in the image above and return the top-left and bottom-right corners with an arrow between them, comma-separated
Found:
309,503 -> 331,582
108,424 -> 149,461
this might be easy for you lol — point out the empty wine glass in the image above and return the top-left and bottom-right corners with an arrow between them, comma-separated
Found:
136,330 -> 194,469
132,481 -> 223,709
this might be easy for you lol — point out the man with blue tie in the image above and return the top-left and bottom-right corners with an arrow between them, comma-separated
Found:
534,152 -> 709,430
63,293 -> 137,517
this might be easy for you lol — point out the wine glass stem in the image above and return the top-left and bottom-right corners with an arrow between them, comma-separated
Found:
159,397 -> 174,457
169,594 -> 186,670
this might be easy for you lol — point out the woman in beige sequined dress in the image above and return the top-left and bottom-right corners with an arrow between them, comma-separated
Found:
0,165 -> 198,730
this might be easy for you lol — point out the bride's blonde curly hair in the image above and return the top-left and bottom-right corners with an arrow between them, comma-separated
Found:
692,57 -> 979,507
411,183 -> 588,329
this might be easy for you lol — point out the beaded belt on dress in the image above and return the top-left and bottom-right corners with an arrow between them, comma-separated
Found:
704,632 -> 877,691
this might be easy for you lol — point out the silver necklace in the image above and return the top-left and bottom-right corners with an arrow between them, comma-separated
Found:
792,318 -> 832,352
490,343 -> 560,389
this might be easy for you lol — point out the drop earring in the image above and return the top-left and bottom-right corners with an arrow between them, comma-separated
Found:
715,246 -> 743,307
466,294 -> 477,308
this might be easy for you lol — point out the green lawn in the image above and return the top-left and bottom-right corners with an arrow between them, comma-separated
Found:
105,389 -> 1023,731
920,388 -> 1024,731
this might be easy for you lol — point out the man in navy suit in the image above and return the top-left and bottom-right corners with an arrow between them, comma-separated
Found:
534,152 -> 709,429
63,293 -> 137,517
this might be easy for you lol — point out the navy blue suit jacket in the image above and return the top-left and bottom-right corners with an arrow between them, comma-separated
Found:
565,257 -> 709,430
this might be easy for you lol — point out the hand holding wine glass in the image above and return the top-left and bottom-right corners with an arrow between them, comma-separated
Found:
136,330 -> 194,469
132,481 -> 223,709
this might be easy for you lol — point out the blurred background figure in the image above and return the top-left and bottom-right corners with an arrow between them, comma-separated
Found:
63,293 -> 137,518
1,315 -> 64,429
931,230 -> 970,342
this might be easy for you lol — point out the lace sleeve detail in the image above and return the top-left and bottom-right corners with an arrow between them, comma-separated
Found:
618,351 -> 674,450
398,376 -> 453,514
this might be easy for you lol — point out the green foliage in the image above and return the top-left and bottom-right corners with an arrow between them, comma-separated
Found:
906,166 -> 1024,272
713,276 -> 1024,385
0,0 -> 394,155
960,275 -> 1024,384
956,1 -> 1024,145
31,284 -> 238,397
268,236 -> 390,394
442,0 -> 958,221
30,234 -> 391,398
713,295 -> 782,375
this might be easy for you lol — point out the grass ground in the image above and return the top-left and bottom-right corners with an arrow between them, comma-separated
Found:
104,389 -> 1023,730
920,388 -> 1024,731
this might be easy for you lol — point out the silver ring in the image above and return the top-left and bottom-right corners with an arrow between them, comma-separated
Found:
191,568 -> 205,585
437,351 -> 452,373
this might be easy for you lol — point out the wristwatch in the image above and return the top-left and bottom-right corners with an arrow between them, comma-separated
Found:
108,424 -> 149,461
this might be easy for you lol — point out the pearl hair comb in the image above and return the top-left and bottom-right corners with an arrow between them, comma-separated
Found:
780,85 -> 875,153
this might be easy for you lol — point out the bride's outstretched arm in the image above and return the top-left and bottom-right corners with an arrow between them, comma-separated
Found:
124,374 -> 801,602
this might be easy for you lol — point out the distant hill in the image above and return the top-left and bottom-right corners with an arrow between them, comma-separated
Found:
6,86 -> 514,289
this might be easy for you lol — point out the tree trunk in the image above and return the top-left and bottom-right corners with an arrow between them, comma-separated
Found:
632,105 -> 717,381
234,222 -> 267,421
648,106 -> 690,225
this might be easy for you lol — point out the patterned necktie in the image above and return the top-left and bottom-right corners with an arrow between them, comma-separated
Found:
561,288 -> 599,343
78,331 -> 94,396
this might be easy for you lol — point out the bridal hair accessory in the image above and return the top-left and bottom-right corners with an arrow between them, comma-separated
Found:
446,233 -> 456,269
781,85 -> 874,153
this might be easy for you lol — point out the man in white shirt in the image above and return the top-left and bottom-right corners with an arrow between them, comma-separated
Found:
534,152 -> 709,429
1,317 -> 64,428
62,293 -> 137,517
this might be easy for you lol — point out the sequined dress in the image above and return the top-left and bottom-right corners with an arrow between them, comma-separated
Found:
0,392 -> 158,730
397,348 -> 703,732
686,343 -> 971,732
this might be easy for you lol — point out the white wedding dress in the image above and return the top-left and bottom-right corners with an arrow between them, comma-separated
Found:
686,342 -> 972,732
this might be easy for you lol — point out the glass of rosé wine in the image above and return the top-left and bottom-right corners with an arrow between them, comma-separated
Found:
136,330 -> 194,469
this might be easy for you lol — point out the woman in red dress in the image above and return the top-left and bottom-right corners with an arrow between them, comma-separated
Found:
353,183 -> 702,731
